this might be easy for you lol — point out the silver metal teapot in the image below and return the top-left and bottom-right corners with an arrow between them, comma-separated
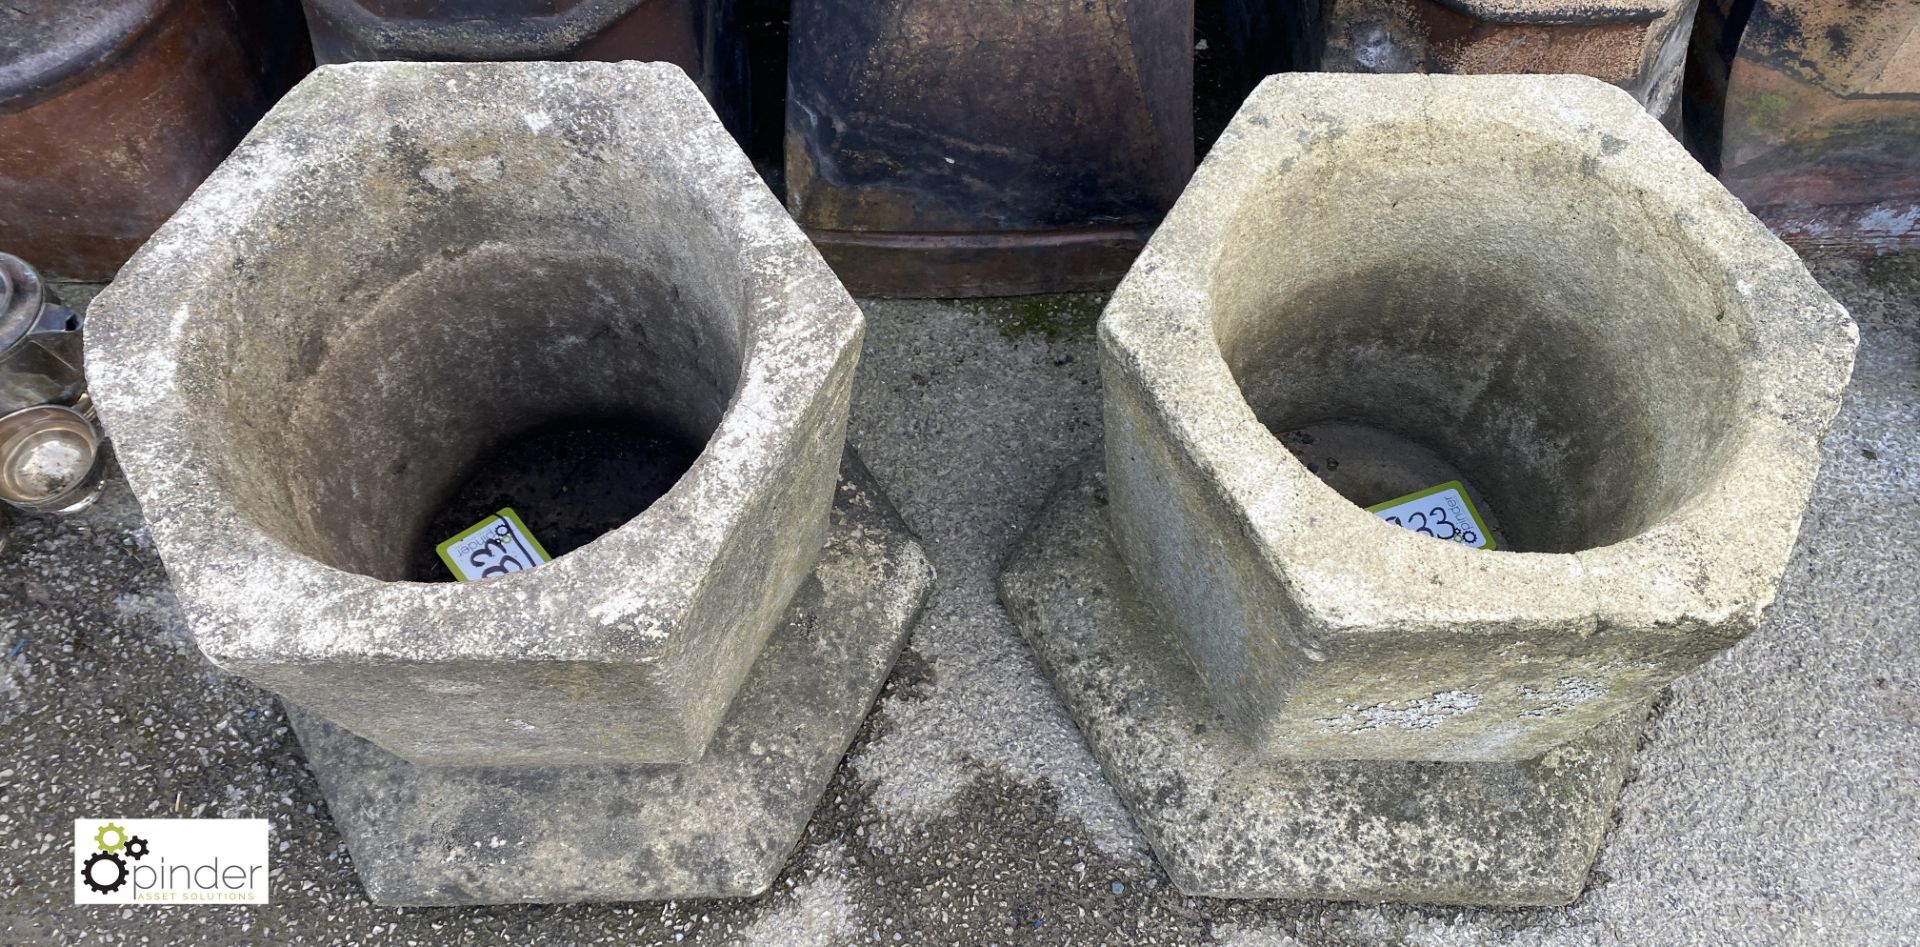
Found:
0,252 -> 104,516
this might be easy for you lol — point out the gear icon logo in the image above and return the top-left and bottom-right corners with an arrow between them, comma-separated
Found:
78,822 -> 150,899
82,850 -> 128,895
93,822 -> 127,853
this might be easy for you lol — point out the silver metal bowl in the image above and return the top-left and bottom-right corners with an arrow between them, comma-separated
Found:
0,402 -> 105,513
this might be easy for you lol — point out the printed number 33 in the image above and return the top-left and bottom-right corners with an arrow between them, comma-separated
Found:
1385,506 -> 1479,546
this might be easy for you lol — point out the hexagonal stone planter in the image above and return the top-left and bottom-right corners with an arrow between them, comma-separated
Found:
86,62 -> 932,903
1001,73 -> 1857,905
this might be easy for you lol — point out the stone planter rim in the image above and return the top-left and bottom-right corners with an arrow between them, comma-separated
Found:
85,60 -> 864,668
1100,73 -> 1858,637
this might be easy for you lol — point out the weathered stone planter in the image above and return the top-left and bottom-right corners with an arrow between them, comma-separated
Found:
86,61 -> 932,903
1001,73 -> 1857,905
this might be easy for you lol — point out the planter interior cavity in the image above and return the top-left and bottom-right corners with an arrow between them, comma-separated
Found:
408,424 -> 699,581
1211,133 -> 1744,554
1273,422 -> 1510,548
191,239 -> 740,584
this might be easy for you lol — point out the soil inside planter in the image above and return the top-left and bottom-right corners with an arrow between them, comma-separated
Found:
408,422 -> 699,582
1274,421 -> 1509,549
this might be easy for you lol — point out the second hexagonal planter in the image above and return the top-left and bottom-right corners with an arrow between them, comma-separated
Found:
85,62 -> 932,904
1001,74 -> 1857,905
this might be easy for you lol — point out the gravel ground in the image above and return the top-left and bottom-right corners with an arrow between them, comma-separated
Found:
0,254 -> 1914,946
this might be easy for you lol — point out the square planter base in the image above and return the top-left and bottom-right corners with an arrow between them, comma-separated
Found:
289,451 -> 933,905
997,461 -> 1647,907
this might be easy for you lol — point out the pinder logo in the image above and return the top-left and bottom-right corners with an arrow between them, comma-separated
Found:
74,819 -> 269,904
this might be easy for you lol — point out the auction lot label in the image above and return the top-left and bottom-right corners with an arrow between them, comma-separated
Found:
436,507 -> 551,582
74,819 -> 269,904
1366,481 -> 1496,550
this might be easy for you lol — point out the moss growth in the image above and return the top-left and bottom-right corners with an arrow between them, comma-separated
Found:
1742,92 -> 1793,131
986,292 -> 1107,342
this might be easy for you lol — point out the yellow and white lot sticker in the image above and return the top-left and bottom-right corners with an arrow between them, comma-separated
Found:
436,507 -> 552,581
1366,480 -> 1496,550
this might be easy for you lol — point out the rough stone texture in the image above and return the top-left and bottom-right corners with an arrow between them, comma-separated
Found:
1686,0 -> 1920,253
1101,74 -> 1857,764
1000,461 -> 1646,906
1,258 -> 1916,943
82,62 -> 865,768
292,452 -> 933,905
1313,0 -> 1698,122
296,0 -> 763,162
